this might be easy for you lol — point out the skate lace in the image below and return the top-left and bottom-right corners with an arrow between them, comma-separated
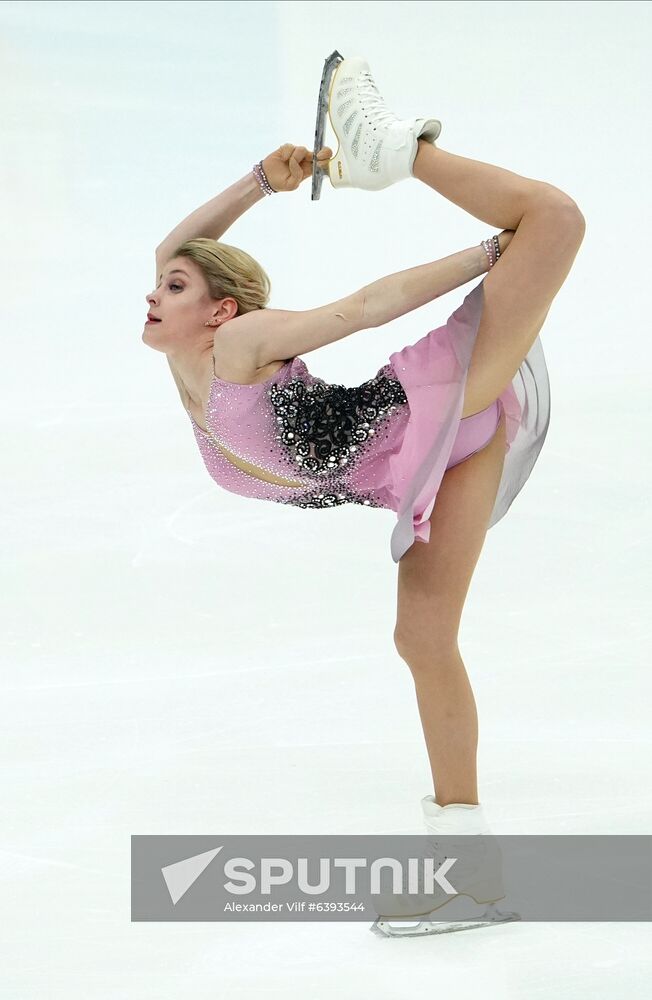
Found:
357,71 -> 398,129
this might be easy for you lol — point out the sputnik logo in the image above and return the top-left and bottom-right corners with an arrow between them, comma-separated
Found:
161,846 -> 224,905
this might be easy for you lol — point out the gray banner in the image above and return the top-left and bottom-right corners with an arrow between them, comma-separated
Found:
131,835 -> 652,922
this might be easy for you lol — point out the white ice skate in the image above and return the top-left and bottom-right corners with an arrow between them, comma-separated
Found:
370,797 -> 521,938
311,51 -> 441,199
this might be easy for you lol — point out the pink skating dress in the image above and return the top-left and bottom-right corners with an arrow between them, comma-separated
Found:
186,277 -> 550,563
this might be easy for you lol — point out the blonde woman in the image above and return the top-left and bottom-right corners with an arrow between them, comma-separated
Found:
144,56 -> 585,932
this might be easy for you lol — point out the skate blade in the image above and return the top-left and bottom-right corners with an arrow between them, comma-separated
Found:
370,904 -> 522,939
311,49 -> 344,201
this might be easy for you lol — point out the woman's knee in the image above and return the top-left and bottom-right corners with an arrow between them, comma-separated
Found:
393,624 -> 459,670
537,181 -> 585,222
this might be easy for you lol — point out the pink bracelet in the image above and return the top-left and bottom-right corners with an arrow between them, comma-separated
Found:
480,234 -> 501,268
252,160 -> 276,196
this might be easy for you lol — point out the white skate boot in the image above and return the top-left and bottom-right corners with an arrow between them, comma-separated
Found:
324,56 -> 442,193
370,796 -> 521,938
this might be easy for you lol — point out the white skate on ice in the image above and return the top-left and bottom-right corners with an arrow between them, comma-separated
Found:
370,797 -> 521,938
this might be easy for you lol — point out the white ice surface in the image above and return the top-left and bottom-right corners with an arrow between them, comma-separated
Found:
2,1 -> 651,997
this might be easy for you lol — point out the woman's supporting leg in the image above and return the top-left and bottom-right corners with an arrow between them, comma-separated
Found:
393,408 -> 507,807
411,646 -> 482,806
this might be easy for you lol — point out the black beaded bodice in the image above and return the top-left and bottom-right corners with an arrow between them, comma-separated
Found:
269,368 -> 407,477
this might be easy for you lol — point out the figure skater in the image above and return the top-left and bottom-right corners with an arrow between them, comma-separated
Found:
143,56 -> 585,934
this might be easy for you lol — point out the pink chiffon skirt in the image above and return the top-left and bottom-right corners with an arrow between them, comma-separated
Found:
383,276 -> 551,563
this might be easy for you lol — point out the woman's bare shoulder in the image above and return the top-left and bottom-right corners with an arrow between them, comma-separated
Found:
213,311 -> 288,385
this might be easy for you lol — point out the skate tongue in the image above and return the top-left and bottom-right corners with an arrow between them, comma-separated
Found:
385,120 -> 416,151
385,118 -> 441,154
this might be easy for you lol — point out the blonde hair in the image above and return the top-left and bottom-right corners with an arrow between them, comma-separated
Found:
170,237 -> 271,315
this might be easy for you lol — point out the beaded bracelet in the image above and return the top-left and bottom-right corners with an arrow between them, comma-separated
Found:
252,160 -> 276,196
480,234 -> 501,269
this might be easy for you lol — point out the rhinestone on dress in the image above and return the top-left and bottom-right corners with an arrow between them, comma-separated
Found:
269,370 -> 407,478
275,487 -> 382,510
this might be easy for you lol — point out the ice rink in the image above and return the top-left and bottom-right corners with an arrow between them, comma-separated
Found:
2,1 -> 651,996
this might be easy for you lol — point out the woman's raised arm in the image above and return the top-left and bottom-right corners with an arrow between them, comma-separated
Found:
155,173 -> 265,261
155,145 -> 332,260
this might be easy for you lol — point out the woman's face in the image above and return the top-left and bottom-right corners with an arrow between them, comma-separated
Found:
142,257 -> 237,355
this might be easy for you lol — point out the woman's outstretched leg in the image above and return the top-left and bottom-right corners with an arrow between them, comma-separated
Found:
412,139 -> 555,229
413,138 -> 585,417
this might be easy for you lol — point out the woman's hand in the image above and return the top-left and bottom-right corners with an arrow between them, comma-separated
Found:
262,143 -> 333,193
